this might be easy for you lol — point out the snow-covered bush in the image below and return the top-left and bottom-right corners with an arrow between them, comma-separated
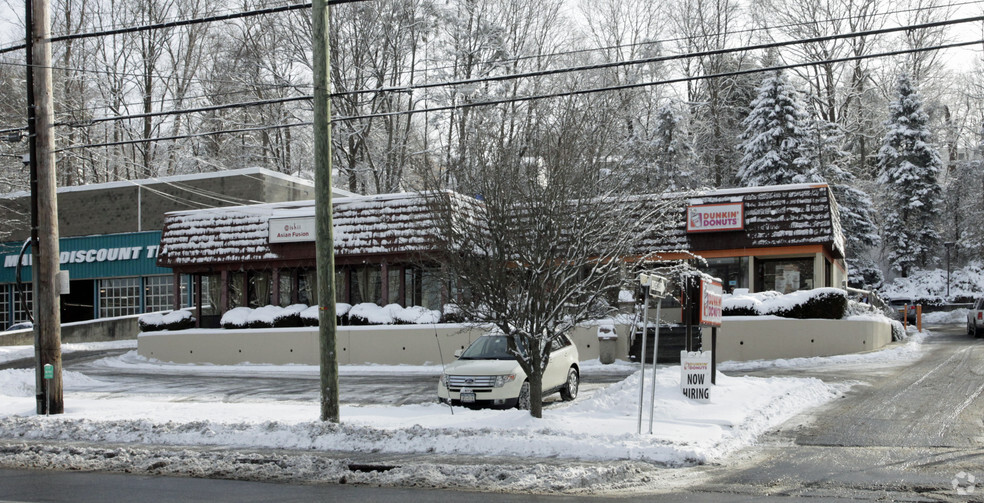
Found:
348,303 -> 394,325
138,310 -> 195,332
223,302 -> 446,328
722,288 -> 848,319
220,307 -> 252,329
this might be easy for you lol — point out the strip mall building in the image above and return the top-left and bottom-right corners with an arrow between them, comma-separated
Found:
0,168 -> 349,329
155,183 -> 847,326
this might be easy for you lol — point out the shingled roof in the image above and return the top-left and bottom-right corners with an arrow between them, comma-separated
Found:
157,183 -> 845,270
156,192 -> 479,268
649,183 -> 845,258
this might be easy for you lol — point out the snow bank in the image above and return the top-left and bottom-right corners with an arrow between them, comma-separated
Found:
879,262 -> 984,302
0,366 -> 840,466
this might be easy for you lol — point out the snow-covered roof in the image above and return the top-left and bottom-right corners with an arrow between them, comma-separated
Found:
157,191 -> 476,267
0,167 -> 345,200
157,184 -> 846,269
647,184 -> 845,258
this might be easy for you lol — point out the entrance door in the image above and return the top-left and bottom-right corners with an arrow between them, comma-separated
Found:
60,279 -> 95,323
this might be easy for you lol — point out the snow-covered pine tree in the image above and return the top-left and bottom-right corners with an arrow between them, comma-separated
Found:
622,102 -> 696,193
736,70 -> 811,187
651,103 -> 696,191
799,99 -> 881,287
876,73 -> 944,277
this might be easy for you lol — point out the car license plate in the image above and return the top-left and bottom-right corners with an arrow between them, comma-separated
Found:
460,387 -> 476,403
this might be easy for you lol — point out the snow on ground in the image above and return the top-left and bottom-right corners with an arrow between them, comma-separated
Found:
0,326 -> 941,493
0,339 -> 136,366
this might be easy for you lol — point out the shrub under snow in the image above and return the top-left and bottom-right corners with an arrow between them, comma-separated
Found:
139,310 -> 195,332
723,288 -> 848,319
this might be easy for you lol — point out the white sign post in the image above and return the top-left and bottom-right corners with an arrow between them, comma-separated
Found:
680,351 -> 712,402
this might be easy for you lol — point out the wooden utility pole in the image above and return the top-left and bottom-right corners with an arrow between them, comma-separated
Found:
29,0 -> 64,414
313,0 -> 339,422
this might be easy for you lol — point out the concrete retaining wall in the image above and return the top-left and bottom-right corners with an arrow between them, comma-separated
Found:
136,317 -> 890,366
138,324 -> 619,365
0,315 -> 140,346
715,317 -> 892,362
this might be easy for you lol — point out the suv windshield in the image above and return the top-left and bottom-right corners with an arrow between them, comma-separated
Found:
459,335 -> 524,360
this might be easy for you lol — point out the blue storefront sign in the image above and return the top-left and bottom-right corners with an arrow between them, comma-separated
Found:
0,231 -> 168,283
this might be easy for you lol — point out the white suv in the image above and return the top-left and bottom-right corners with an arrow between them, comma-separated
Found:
438,333 -> 580,409
967,298 -> 984,338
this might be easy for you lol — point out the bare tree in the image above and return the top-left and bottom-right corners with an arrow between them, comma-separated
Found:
430,99 -> 683,418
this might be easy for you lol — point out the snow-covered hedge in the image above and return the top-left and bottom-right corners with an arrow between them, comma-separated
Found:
138,310 -> 195,332
722,288 -> 848,319
219,302 -> 443,329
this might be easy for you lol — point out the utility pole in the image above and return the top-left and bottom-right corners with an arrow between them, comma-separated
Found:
28,0 -> 64,414
312,0 -> 338,423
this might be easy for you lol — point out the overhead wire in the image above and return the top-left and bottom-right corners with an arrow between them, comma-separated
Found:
16,13 -> 982,133
1,0 -> 978,119
48,37 -> 984,151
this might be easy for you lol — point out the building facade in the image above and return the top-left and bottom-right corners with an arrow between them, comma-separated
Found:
0,168 -> 344,329
155,183 -> 848,327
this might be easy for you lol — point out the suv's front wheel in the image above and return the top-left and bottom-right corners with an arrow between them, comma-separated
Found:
560,367 -> 579,401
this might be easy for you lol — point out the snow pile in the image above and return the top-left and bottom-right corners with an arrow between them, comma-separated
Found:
921,308 -> 968,325
879,262 -> 984,302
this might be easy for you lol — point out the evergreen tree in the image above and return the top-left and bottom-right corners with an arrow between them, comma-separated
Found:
799,100 -> 881,286
736,71 -> 811,186
876,73 -> 944,277
624,103 -> 696,192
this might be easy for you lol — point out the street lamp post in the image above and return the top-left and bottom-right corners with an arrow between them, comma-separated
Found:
944,242 -> 955,299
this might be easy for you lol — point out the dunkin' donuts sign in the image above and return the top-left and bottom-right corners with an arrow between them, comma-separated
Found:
686,202 -> 744,233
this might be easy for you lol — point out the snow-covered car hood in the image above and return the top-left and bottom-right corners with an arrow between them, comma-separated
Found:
444,358 -> 523,376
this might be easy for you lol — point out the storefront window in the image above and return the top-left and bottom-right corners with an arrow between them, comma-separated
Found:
279,270 -> 294,306
704,257 -> 749,293
202,274 -> 221,315
421,269 -> 442,310
0,285 -> 9,329
350,265 -> 382,305
98,277 -> 141,317
298,268 -> 317,306
755,258 -> 814,294
228,272 -> 245,309
247,271 -> 272,308
144,276 -> 171,312
387,267 -> 402,305
11,283 -> 33,324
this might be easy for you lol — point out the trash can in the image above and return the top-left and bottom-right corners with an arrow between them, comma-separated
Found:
597,324 -> 618,364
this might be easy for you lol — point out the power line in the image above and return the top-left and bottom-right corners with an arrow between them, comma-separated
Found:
49,38 -> 984,151
14,13 -> 983,132
3,0 -> 979,119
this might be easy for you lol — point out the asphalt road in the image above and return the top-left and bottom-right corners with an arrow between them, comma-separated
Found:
679,324 -> 984,501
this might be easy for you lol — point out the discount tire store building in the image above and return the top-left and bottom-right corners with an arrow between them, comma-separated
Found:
154,182 -> 848,326
0,168 -> 346,329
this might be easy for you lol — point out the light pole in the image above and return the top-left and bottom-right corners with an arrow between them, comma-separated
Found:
944,242 -> 955,299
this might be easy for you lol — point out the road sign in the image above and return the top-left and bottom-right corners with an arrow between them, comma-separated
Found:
43,363 -> 53,379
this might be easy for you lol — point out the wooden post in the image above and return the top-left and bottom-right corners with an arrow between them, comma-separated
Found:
31,0 -> 63,415
313,0 -> 339,423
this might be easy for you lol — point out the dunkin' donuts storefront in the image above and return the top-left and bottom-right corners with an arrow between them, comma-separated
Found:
0,231 -> 191,328
656,183 -> 848,294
